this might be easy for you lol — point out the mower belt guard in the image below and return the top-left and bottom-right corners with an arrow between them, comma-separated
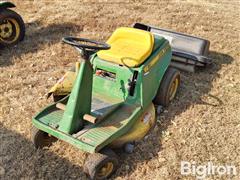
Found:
134,23 -> 212,72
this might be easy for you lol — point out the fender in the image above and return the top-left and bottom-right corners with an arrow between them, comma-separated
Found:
0,1 -> 16,9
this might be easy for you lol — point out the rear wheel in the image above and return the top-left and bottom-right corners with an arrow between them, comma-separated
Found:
0,9 -> 25,46
84,148 -> 119,179
154,67 -> 180,106
31,126 -> 56,148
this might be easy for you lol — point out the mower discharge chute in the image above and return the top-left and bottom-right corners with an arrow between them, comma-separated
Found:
0,1 -> 25,46
32,27 -> 181,179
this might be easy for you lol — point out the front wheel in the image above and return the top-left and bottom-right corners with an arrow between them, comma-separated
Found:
0,9 -> 25,46
153,67 -> 180,106
31,126 -> 56,148
84,148 -> 119,179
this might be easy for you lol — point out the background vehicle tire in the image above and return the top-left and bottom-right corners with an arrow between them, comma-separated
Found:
0,9 -> 25,46
153,67 -> 180,106
84,148 -> 119,180
31,126 -> 56,148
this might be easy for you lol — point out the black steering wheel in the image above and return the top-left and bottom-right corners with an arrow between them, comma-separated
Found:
62,37 -> 110,51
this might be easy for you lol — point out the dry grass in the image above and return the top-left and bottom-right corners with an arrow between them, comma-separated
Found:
0,0 -> 239,179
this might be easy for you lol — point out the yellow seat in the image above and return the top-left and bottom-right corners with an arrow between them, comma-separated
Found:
97,27 -> 154,67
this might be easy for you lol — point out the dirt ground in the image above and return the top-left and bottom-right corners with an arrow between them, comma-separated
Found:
0,0 -> 239,179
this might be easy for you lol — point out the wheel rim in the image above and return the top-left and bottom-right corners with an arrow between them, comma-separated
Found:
97,162 -> 114,178
169,77 -> 179,101
0,18 -> 20,44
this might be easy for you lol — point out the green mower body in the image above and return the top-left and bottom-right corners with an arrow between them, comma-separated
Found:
32,31 -> 172,153
32,26 -> 182,179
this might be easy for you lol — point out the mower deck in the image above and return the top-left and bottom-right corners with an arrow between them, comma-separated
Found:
33,93 -> 141,153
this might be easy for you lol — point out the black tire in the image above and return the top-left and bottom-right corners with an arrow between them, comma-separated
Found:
84,148 -> 119,180
0,9 -> 25,46
53,95 -> 66,102
153,67 -> 180,106
31,126 -> 56,149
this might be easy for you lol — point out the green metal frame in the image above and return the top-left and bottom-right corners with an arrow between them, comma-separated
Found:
58,60 -> 93,134
32,34 -> 172,153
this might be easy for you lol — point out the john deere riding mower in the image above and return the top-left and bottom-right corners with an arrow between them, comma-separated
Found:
0,1 -> 25,46
32,27 -> 180,179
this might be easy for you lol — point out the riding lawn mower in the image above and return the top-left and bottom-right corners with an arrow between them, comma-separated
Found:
32,23 -> 212,179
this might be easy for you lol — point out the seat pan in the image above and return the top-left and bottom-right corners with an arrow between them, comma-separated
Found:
97,27 -> 154,67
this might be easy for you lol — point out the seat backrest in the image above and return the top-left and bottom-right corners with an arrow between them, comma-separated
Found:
97,27 -> 154,67
107,27 -> 153,45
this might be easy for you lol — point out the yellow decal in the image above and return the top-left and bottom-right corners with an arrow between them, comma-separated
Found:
144,44 -> 171,73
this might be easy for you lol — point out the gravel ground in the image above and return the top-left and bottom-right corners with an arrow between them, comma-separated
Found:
0,0 -> 239,179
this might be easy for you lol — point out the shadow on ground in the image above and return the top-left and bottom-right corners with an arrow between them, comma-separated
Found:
0,123 -> 87,179
0,21 -> 82,67
112,51 -> 233,178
